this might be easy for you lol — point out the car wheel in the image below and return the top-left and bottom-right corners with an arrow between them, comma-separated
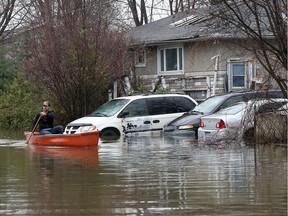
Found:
100,128 -> 121,140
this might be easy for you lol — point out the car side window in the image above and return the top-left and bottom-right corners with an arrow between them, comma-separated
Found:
217,95 -> 243,111
147,97 -> 175,115
174,96 -> 196,112
122,99 -> 149,117
147,96 -> 195,115
163,97 -> 177,114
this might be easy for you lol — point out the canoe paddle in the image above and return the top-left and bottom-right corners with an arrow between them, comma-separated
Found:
25,115 -> 41,144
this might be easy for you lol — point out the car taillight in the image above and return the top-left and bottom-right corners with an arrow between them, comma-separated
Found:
199,119 -> 204,128
216,119 -> 226,129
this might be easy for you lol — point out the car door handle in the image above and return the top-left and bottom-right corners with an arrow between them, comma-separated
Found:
144,121 -> 151,124
153,120 -> 160,123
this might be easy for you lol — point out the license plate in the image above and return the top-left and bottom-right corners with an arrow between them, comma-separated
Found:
204,131 -> 211,139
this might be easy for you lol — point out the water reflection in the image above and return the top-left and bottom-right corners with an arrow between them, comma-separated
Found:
0,130 -> 24,140
28,146 -> 99,166
0,134 -> 286,215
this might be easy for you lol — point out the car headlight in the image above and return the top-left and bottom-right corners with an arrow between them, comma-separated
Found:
178,125 -> 194,130
79,125 -> 97,132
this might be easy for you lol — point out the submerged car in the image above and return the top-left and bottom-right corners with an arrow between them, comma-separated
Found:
197,98 -> 288,144
64,94 -> 197,140
162,90 -> 284,138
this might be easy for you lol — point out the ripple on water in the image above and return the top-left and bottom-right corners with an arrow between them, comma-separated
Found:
0,134 -> 286,215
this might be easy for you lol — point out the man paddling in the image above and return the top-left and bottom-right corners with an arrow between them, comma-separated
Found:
32,101 -> 64,135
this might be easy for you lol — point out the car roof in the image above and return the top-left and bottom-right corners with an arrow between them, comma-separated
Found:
112,94 -> 193,100
200,90 -> 284,102
247,98 -> 288,103
214,89 -> 283,97
200,98 -> 288,117
210,98 -> 288,114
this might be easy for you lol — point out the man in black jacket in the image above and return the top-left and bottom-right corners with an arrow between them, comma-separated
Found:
33,101 -> 63,135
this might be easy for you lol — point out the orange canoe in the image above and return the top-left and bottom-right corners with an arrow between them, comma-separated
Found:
24,130 -> 100,147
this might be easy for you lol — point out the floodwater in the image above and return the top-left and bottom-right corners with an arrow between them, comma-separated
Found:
0,132 -> 287,216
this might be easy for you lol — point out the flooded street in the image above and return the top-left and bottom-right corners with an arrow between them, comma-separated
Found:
0,133 -> 286,215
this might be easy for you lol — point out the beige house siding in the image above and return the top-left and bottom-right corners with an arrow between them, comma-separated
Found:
135,47 -> 157,76
132,39 -> 268,101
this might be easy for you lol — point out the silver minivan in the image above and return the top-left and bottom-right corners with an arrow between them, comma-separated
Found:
64,94 -> 197,140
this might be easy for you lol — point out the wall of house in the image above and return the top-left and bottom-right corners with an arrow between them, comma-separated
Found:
135,47 -> 158,76
133,39 -> 273,101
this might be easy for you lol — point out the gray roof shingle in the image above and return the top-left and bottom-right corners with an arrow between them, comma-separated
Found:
128,4 -> 275,46
129,9 -> 210,45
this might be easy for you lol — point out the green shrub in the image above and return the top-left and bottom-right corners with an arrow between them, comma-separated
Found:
0,75 -> 45,130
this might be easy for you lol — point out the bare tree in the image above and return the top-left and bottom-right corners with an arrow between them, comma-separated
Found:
24,0 -> 132,122
0,0 -> 16,39
0,0 -> 34,41
127,0 -> 148,26
168,0 -> 206,15
126,0 -> 209,26
207,0 -> 287,97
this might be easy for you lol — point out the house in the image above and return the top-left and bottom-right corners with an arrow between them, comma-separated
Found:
128,7 -> 277,101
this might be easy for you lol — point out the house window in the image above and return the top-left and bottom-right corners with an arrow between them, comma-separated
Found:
185,90 -> 207,102
228,59 -> 247,90
158,46 -> 183,75
135,50 -> 146,67
232,64 -> 245,87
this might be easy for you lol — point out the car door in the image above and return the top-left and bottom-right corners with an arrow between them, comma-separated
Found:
121,98 -> 152,134
147,96 -> 193,131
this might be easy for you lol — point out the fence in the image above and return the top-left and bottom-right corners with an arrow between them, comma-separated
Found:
255,112 -> 287,144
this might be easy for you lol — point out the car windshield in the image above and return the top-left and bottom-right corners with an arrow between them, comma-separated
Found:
217,102 -> 246,115
88,99 -> 130,117
191,95 -> 227,114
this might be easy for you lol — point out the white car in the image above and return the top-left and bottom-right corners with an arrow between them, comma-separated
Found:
64,94 -> 197,140
198,98 -> 288,144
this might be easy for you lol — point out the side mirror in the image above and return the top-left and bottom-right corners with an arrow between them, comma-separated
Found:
119,110 -> 129,118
